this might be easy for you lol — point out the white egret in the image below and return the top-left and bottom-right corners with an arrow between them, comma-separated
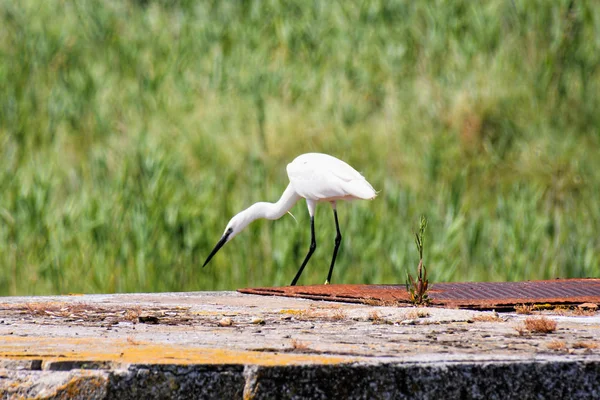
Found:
203,153 -> 377,286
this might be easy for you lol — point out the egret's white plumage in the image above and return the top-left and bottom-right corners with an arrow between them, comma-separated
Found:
287,153 -> 376,201
203,152 -> 377,286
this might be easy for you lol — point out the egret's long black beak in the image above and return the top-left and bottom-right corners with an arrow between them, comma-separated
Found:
203,229 -> 232,268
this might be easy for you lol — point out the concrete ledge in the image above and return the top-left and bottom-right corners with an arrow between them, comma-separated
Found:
110,364 -> 245,400
3,360 -> 600,399
1,291 -> 599,398
1,369 -> 108,399
245,361 -> 600,400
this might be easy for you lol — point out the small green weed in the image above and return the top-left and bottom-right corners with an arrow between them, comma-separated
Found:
406,216 -> 430,306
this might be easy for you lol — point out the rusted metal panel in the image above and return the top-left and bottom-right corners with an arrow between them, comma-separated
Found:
238,279 -> 600,310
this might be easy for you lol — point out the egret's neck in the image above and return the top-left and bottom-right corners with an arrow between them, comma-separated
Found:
247,183 -> 301,222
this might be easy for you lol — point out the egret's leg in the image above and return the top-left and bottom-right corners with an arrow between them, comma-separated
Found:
325,205 -> 342,285
290,216 -> 316,286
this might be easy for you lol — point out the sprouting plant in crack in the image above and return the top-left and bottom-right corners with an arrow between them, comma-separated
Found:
406,215 -> 430,305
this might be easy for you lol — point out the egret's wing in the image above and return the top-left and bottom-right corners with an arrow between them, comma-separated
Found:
287,153 -> 376,201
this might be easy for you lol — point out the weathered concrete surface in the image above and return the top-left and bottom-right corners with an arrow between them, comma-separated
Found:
0,291 -> 599,399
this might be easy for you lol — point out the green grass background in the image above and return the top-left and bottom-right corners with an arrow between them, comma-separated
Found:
1,0 -> 599,295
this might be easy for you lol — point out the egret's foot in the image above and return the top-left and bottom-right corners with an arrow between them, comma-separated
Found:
324,280 -> 330,285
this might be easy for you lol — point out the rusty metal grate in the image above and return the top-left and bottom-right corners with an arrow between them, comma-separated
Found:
238,278 -> 600,310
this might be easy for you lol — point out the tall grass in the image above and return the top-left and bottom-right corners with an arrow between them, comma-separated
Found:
1,0 -> 599,295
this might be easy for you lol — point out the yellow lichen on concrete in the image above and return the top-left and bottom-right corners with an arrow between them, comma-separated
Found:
56,373 -> 108,399
279,309 -> 305,315
0,335 -> 355,367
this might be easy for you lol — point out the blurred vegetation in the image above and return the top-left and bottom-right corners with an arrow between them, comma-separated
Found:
1,0 -> 599,295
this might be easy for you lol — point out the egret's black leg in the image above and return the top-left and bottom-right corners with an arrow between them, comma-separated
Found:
326,208 -> 342,284
290,216 -> 316,286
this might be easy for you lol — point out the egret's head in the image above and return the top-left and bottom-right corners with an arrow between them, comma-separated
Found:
223,210 -> 255,242
202,209 -> 254,268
